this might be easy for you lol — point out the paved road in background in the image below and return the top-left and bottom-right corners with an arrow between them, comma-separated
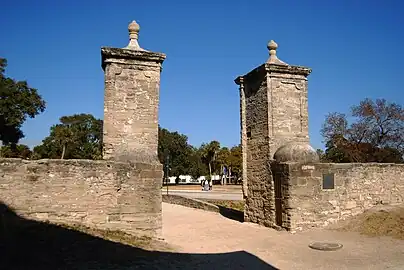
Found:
162,189 -> 243,201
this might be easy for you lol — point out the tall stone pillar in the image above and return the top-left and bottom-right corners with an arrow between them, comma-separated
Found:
235,40 -> 314,228
101,21 -> 166,162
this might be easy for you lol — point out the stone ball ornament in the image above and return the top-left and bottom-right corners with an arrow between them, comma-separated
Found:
273,142 -> 319,163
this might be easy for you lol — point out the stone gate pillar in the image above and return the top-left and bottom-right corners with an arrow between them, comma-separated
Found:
235,40 -> 316,228
101,21 -> 166,162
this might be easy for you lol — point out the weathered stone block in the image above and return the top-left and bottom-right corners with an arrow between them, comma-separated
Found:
101,21 -> 166,163
283,162 -> 404,231
0,158 -> 163,238
236,40 -> 314,230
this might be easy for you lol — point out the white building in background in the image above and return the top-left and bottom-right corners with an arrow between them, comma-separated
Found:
164,175 -> 220,185
178,175 -> 193,183
167,176 -> 177,184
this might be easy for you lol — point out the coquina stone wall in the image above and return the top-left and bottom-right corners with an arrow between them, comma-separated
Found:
236,39 -> 403,233
102,47 -> 165,162
235,40 -> 312,226
272,162 -> 404,232
237,68 -> 274,227
0,158 -> 163,237
0,21 -> 165,238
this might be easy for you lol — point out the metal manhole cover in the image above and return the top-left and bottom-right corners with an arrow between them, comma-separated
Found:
309,242 -> 343,251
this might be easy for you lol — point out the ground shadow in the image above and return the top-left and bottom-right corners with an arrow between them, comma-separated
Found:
217,206 -> 244,222
0,202 -> 276,270
163,194 -> 245,223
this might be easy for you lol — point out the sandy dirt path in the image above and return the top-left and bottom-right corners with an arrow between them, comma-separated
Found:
162,202 -> 404,269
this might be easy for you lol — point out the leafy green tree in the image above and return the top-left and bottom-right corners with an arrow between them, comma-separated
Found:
322,135 -> 353,163
0,144 -> 32,159
33,114 -> 102,160
196,142 -> 243,182
158,126 -> 195,177
228,145 -> 242,177
54,124 -> 74,159
199,140 -> 221,178
216,147 -> 230,174
321,98 -> 404,163
215,144 -> 242,181
0,58 -> 46,147
188,146 -> 209,179
316,149 -> 325,162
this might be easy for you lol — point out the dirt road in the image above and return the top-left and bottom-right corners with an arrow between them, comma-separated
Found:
162,203 -> 404,269
163,190 -> 243,200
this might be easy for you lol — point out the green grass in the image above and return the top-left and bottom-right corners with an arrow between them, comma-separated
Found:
204,200 -> 245,212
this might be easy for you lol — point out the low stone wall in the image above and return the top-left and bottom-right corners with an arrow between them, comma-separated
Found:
162,194 -> 220,212
0,158 -> 162,238
275,162 -> 404,232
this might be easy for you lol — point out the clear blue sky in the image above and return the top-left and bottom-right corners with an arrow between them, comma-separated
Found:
1,0 -> 403,150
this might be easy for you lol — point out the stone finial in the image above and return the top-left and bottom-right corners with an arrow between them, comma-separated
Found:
125,20 -> 145,51
267,40 -> 287,65
273,142 -> 319,163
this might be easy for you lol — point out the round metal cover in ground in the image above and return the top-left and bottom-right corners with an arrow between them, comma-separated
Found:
309,242 -> 343,251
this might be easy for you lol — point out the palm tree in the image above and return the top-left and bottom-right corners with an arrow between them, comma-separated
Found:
200,141 -> 221,180
53,124 -> 74,159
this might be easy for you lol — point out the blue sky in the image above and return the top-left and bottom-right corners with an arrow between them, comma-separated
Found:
1,0 -> 403,150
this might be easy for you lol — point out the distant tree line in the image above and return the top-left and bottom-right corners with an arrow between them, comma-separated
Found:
0,114 -> 242,179
317,98 -> 403,163
1,113 -> 242,179
0,57 -> 45,150
158,127 -> 242,179
1,57 -> 403,172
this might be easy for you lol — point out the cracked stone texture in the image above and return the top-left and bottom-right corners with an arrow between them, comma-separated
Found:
101,47 -> 166,163
0,158 -> 163,238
